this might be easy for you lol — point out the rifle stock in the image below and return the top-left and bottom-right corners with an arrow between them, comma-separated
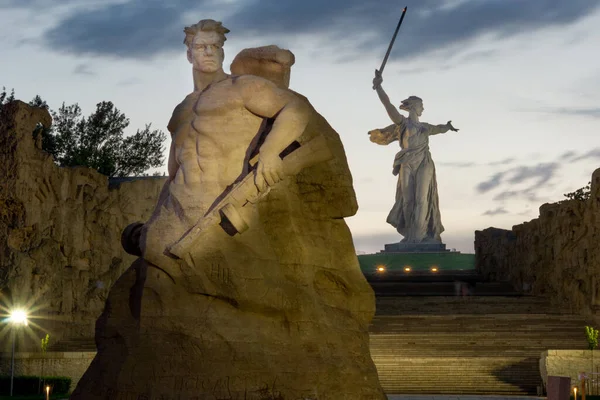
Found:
168,134 -> 333,259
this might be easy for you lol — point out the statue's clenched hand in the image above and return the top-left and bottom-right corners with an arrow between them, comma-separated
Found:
255,154 -> 285,193
447,121 -> 459,132
373,70 -> 383,89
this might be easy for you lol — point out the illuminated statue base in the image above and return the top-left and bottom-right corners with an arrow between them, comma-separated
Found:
383,241 -> 448,253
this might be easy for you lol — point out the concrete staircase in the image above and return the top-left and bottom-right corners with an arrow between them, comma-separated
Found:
370,295 -> 593,395
47,271 -> 594,396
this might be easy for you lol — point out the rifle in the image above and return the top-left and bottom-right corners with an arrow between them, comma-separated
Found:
168,134 -> 333,259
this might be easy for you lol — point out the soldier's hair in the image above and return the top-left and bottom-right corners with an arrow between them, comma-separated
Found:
399,96 -> 423,111
183,19 -> 230,47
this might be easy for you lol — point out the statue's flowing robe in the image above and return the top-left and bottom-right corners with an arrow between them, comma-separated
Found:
370,122 -> 444,242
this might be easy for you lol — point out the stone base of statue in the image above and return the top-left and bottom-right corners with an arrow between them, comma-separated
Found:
383,241 -> 449,253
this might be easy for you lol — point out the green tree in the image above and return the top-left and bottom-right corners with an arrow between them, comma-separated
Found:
586,326 -> 598,380
1,87 -> 166,178
0,86 -> 15,105
563,182 -> 591,202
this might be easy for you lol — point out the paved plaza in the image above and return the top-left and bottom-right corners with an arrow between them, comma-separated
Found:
387,396 -> 546,400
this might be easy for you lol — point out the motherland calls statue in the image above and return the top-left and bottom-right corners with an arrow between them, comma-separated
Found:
369,71 -> 458,246
71,19 -> 386,400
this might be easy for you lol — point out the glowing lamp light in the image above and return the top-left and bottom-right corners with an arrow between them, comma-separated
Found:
9,308 -> 29,396
45,385 -> 51,400
404,266 -> 411,272
376,266 -> 386,273
9,310 -> 28,326
431,267 -> 439,272
574,386 -> 577,400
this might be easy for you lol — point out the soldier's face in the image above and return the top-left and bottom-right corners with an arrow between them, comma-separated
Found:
187,31 -> 224,73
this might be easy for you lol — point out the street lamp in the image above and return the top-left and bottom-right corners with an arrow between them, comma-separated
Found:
9,309 -> 28,397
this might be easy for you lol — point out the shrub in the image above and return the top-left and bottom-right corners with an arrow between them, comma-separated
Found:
586,326 -> 599,350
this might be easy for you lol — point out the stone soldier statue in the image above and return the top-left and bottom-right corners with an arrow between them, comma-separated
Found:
72,19 -> 386,400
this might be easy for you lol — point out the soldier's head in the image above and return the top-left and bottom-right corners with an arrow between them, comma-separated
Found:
399,96 -> 424,116
184,19 -> 230,73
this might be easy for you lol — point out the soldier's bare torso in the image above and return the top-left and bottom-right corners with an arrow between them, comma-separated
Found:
168,76 -> 265,197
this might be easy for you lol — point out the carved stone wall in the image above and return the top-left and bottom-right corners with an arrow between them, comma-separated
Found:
475,168 -> 600,317
0,101 -> 165,350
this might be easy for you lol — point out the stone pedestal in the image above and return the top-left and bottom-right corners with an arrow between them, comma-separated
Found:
383,241 -> 448,253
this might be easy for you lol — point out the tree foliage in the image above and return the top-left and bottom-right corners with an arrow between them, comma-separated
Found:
563,181 -> 591,202
0,86 -> 15,104
1,87 -> 166,178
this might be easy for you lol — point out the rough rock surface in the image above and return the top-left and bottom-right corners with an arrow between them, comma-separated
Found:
475,168 -> 600,317
231,45 -> 295,89
0,101 -> 165,349
71,44 -> 385,399
540,350 -> 600,389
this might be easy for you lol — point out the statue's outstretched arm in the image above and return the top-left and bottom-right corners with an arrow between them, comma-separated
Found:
374,85 -> 403,125
423,120 -> 459,136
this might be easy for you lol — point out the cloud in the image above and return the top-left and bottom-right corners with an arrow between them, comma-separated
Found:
523,106 -> 600,119
117,78 -> 143,86
475,162 -> 559,199
438,161 -> 476,168
507,162 -> 558,187
493,189 -> 542,203
13,0 -> 598,60
482,207 -> 508,216
44,0 -> 216,59
571,148 -> 600,162
560,150 -> 577,161
488,157 -> 515,166
439,156 -> 516,169
458,49 -> 498,64
73,63 -> 94,76
226,0 -> 600,61
553,107 -> 600,118
0,0 -> 76,9
476,172 -> 505,193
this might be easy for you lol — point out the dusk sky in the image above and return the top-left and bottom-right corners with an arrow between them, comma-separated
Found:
2,0 -> 599,254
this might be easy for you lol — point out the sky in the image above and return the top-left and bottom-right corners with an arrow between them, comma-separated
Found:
1,0 -> 599,254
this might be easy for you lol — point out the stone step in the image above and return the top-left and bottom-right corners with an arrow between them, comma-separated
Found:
369,325 -> 589,334
370,316 -> 591,332
375,296 -> 578,315
369,345 -> 586,356
367,294 -> 586,395
373,357 -> 542,395
369,282 -> 520,297
47,295 -> 581,396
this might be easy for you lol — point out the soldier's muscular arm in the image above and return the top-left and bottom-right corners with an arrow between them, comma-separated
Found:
237,75 -> 310,191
